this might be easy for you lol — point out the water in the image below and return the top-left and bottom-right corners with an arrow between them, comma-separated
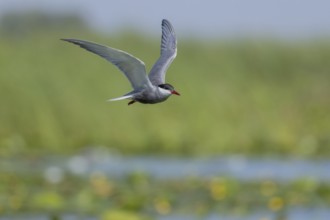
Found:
41,151 -> 330,182
4,151 -> 329,182
4,152 -> 330,182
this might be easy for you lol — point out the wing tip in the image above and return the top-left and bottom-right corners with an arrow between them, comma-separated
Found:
160,19 -> 177,53
60,38 -> 80,45
61,38 -> 72,42
162,19 -> 174,31
162,19 -> 171,25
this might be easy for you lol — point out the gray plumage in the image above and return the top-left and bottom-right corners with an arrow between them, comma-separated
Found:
149,19 -> 177,85
62,19 -> 179,105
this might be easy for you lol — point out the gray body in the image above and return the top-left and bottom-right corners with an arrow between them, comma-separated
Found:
126,87 -> 169,104
62,19 -> 179,105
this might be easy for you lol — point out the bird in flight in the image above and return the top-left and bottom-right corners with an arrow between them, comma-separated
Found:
62,19 -> 179,105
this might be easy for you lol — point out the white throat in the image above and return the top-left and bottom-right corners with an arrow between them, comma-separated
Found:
158,87 -> 172,97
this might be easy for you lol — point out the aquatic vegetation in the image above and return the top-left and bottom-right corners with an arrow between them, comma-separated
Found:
1,168 -> 330,217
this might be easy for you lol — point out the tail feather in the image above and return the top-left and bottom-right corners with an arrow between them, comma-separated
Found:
107,95 -> 133,102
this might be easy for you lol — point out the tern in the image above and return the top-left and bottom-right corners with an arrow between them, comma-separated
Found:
62,19 -> 179,105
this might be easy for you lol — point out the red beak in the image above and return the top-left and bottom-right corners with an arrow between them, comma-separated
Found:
171,90 -> 180,96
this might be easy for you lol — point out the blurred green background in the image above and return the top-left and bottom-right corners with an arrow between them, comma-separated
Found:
1,6 -> 330,220
1,11 -> 330,158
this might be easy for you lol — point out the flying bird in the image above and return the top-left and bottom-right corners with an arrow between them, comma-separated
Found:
62,19 -> 179,105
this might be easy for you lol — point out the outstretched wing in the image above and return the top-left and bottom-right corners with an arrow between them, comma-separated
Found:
148,19 -> 177,85
62,38 -> 152,90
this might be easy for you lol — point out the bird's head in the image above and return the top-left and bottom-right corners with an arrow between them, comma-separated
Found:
158,83 -> 180,96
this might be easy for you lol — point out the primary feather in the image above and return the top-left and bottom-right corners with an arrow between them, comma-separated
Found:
148,19 -> 177,85
61,38 -> 152,90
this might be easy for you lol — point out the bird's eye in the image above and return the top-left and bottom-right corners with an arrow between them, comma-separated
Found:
158,84 -> 174,91
158,84 -> 167,90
